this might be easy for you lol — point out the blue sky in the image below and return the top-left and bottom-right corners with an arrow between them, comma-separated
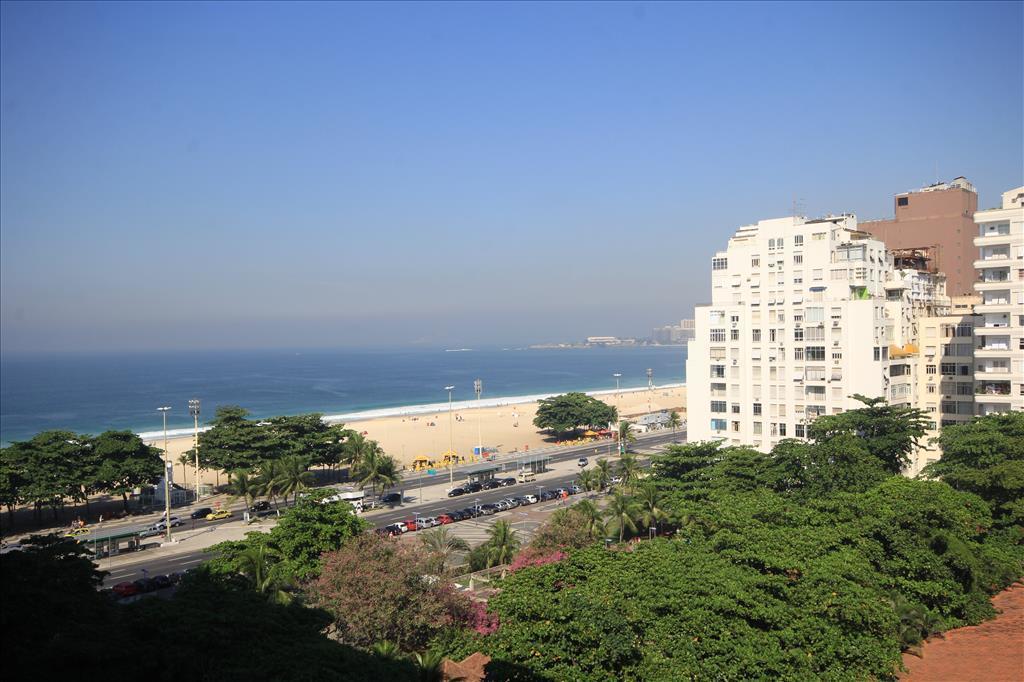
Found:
2,1 -> 1021,352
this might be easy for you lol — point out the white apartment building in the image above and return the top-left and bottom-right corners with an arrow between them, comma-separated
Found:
686,214 -> 945,453
973,186 -> 1024,415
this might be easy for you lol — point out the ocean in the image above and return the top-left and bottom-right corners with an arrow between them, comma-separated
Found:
0,346 -> 686,444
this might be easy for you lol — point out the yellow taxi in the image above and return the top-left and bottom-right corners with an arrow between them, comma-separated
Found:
206,509 -> 232,521
64,527 -> 91,538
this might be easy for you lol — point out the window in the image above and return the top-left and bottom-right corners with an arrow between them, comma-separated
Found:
752,329 -> 762,342
768,238 -> 776,250
813,269 -> 823,281
769,329 -> 777,342
806,385 -> 826,397
753,422 -> 762,435
940,363 -> 956,376
805,327 -> 825,341
805,367 -> 825,381
730,329 -> 740,341
731,403 -> 740,414
958,365 -> 970,376
794,327 -> 804,341
812,231 -> 826,241
711,419 -> 726,431
711,365 -> 725,378
710,329 -> 726,342
777,238 -> 784,249
794,235 -> 804,247
795,424 -> 805,438
753,402 -> 762,415
805,307 -> 824,323
874,347 -> 881,361
926,364 -> 936,375
732,421 -> 741,432
927,384 -> 936,394
793,254 -> 803,265
794,348 -> 804,360
712,257 -> 728,271
711,401 -> 726,413
752,256 -> 760,267
890,364 -> 910,377
956,383 -> 973,396
806,346 -> 825,361
897,196 -> 908,207
778,423 -> 787,437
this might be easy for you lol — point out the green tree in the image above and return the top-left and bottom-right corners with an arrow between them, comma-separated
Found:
617,420 -> 636,454
3,431 -> 92,522
533,392 -> 617,436
481,520 -> 521,568
419,526 -> 470,574
227,470 -> 259,514
667,410 -> 682,431
198,406 -> 272,475
923,412 -> 1024,527
593,458 -> 613,491
91,430 -> 164,512
618,453 -> 642,491
355,449 -> 401,496
275,454 -> 316,504
604,491 -> 640,542
236,543 -> 294,605
808,394 -> 928,473
255,459 -> 285,511
343,431 -> 382,472
576,467 -> 598,492
634,483 -> 668,534
571,498 -> 607,540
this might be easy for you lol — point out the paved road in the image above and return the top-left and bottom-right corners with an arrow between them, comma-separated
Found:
101,429 -> 685,584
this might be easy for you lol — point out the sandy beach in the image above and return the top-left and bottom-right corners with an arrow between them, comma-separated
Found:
148,385 -> 686,485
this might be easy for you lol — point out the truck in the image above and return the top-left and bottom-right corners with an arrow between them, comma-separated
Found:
322,487 -> 367,512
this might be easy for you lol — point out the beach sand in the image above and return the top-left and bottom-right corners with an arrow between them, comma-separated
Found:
148,385 -> 687,485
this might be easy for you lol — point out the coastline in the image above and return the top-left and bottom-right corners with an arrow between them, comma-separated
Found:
145,384 -> 687,483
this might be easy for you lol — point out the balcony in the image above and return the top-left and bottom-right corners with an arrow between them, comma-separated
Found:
975,382 -> 1012,396
974,233 -> 1012,248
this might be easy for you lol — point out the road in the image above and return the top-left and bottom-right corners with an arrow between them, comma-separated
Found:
101,429 -> 685,584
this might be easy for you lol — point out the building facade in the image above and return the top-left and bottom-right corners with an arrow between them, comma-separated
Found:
686,214 -> 947,454
860,177 -> 979,296
972,186 -> 1024,415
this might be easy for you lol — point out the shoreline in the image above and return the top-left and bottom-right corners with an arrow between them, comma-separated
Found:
136,382 -> 686,440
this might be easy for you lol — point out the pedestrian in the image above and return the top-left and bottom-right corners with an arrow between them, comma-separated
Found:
98,514 -> 104,524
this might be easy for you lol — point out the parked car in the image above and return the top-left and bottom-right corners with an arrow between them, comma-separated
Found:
461,507 -> 481,519
540,490 -> 558,501
206,510 -> 231,521
419,516 -> 440,528
138,527 -> 163,539
168,572 -> 184,584
190,507 -> 214,519
112,581 -> 139,598
447,487 -> 466,497
494,500 -> 511,512
64,527 -> 91,538
479,504 -> 498,515
512,497 -> 530,506
464,481 -> 483,493
578,457 -> 589,467
133,578 -> 158,594
381,523 -> 406,536
380,492 -> 402,506
522,494 -> 538,504
154,516 -> 184,529
569,485 -> 583,494
447,510 -> 464,522
481,479 -> 502,490
437,514 -> 454,524
502,497 -> 521,508
499,477 -> 517,487
403,519 -> 419,532
250,501 -> 271,512
151,574 -> 173,590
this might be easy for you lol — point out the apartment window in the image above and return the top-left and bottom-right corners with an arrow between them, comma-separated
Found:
832,351 -> 842,360
752,402 -> 762,415
812,232 -> 826,240
712,257 -> 728,271
769,329 -> 777,342
940,363 -> 956,376
941,401 -> 957,414
956,384 -> 973,396
927,385 -> 936,394
710,310 -> 725,324
793,254 -> 803,265
752,329 -> 762,342
882,347 -> 889,361
805,327 -> 825,341
778,423 -> 787,437
794,275 -> 803,284
711,364 -> 726,378
806,346 -> 825,361
805,307 -> 824,323
777,238 -> 784,248
711,419 -> 726,431
710,329 -> 726,342
768,238 -> 776,250
958,365 -> 970,376
770,423 -> 778,437
794,235 -> 804,247
731,403 -> 741,414
955,324 -> 972,337
794,348 -> 804,360
753,422 -> 762,435
795,424 -> 805,438
752,256 -> 760,267
711,401 -> 726,413
897,196 -> 909,207
890,364 -> 910,377
874,347 -> 881,361
730,329 -> 740,341
813,269 -> 823,281
794,327 -> 804,342
926,364 -> 936,375
732,421 -> 741,432
806,385 -> 826,397
806,367 -> 825,381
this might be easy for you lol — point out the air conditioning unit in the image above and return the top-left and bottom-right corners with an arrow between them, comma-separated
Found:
833,321 -> 840,327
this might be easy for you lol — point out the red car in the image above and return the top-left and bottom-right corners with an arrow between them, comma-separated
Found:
112,581 -> 139,598
437,514 -> 454,525
403,519 -> 419,532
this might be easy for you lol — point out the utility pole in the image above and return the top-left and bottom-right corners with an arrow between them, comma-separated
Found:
474,378 -> 483,458
157,406 -> 173,543
189,399 -> 201,502
445,385 -> 455,485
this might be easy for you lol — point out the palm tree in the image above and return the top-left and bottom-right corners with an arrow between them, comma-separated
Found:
577,468 -> 597,492
594,459 -> 613,491
483,520 -> 520,568
227,470 -> 259,518
668,411 -> 682,431
355,449 -> 402,496
419,526 -> 470,574
255,460 -> 285,512
236,544 -> 292,605
635,483 -> 668,535
572,498 -> 606,540
275,455 -> 315,504
618,453 -> 642,492
604,491 -> 640,543
413,650 -> 448,682
343,432 -> 380,472
372,641 -> 402,660
617,420 -> 636,454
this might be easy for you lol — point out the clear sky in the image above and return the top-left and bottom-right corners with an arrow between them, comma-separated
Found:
1,1 -> 1021,352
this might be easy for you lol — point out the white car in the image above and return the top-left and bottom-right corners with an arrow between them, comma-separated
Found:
610,476 -> 623,485
416,516 -> 439,528
154,516 -> 183,530
522,494 -> 538,504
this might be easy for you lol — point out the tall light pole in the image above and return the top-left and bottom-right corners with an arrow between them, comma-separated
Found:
646,368 -> 654,417
189,399 -> 201,503
445,385 -> 455,485
613,373 -> 621,396
474,379 -> 483,459
157,406 -> 173,543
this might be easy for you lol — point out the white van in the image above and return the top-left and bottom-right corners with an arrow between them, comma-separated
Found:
516,470 -> 536,483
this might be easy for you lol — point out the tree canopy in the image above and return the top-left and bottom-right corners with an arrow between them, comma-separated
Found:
532,392 -> 617,435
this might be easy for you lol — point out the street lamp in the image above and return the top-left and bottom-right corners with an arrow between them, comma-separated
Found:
649,526 -> 657,541
612,373 -> 621,396
474,379 -> 483,459
157,406 -> 173,543
536,485 -> 544,502
189,399 -> 201,503
646,368 -> 654,416
445,385 -> 455,484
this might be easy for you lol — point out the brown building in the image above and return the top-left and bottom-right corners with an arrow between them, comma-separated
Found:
860,177 -> 978,295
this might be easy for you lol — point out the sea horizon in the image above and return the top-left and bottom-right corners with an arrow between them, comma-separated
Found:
0,345 -> 687,444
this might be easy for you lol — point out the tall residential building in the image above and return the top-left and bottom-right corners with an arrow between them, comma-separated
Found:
972,186 -> 1024,415
860,177 -> 979,296
686,214 -> 946,453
